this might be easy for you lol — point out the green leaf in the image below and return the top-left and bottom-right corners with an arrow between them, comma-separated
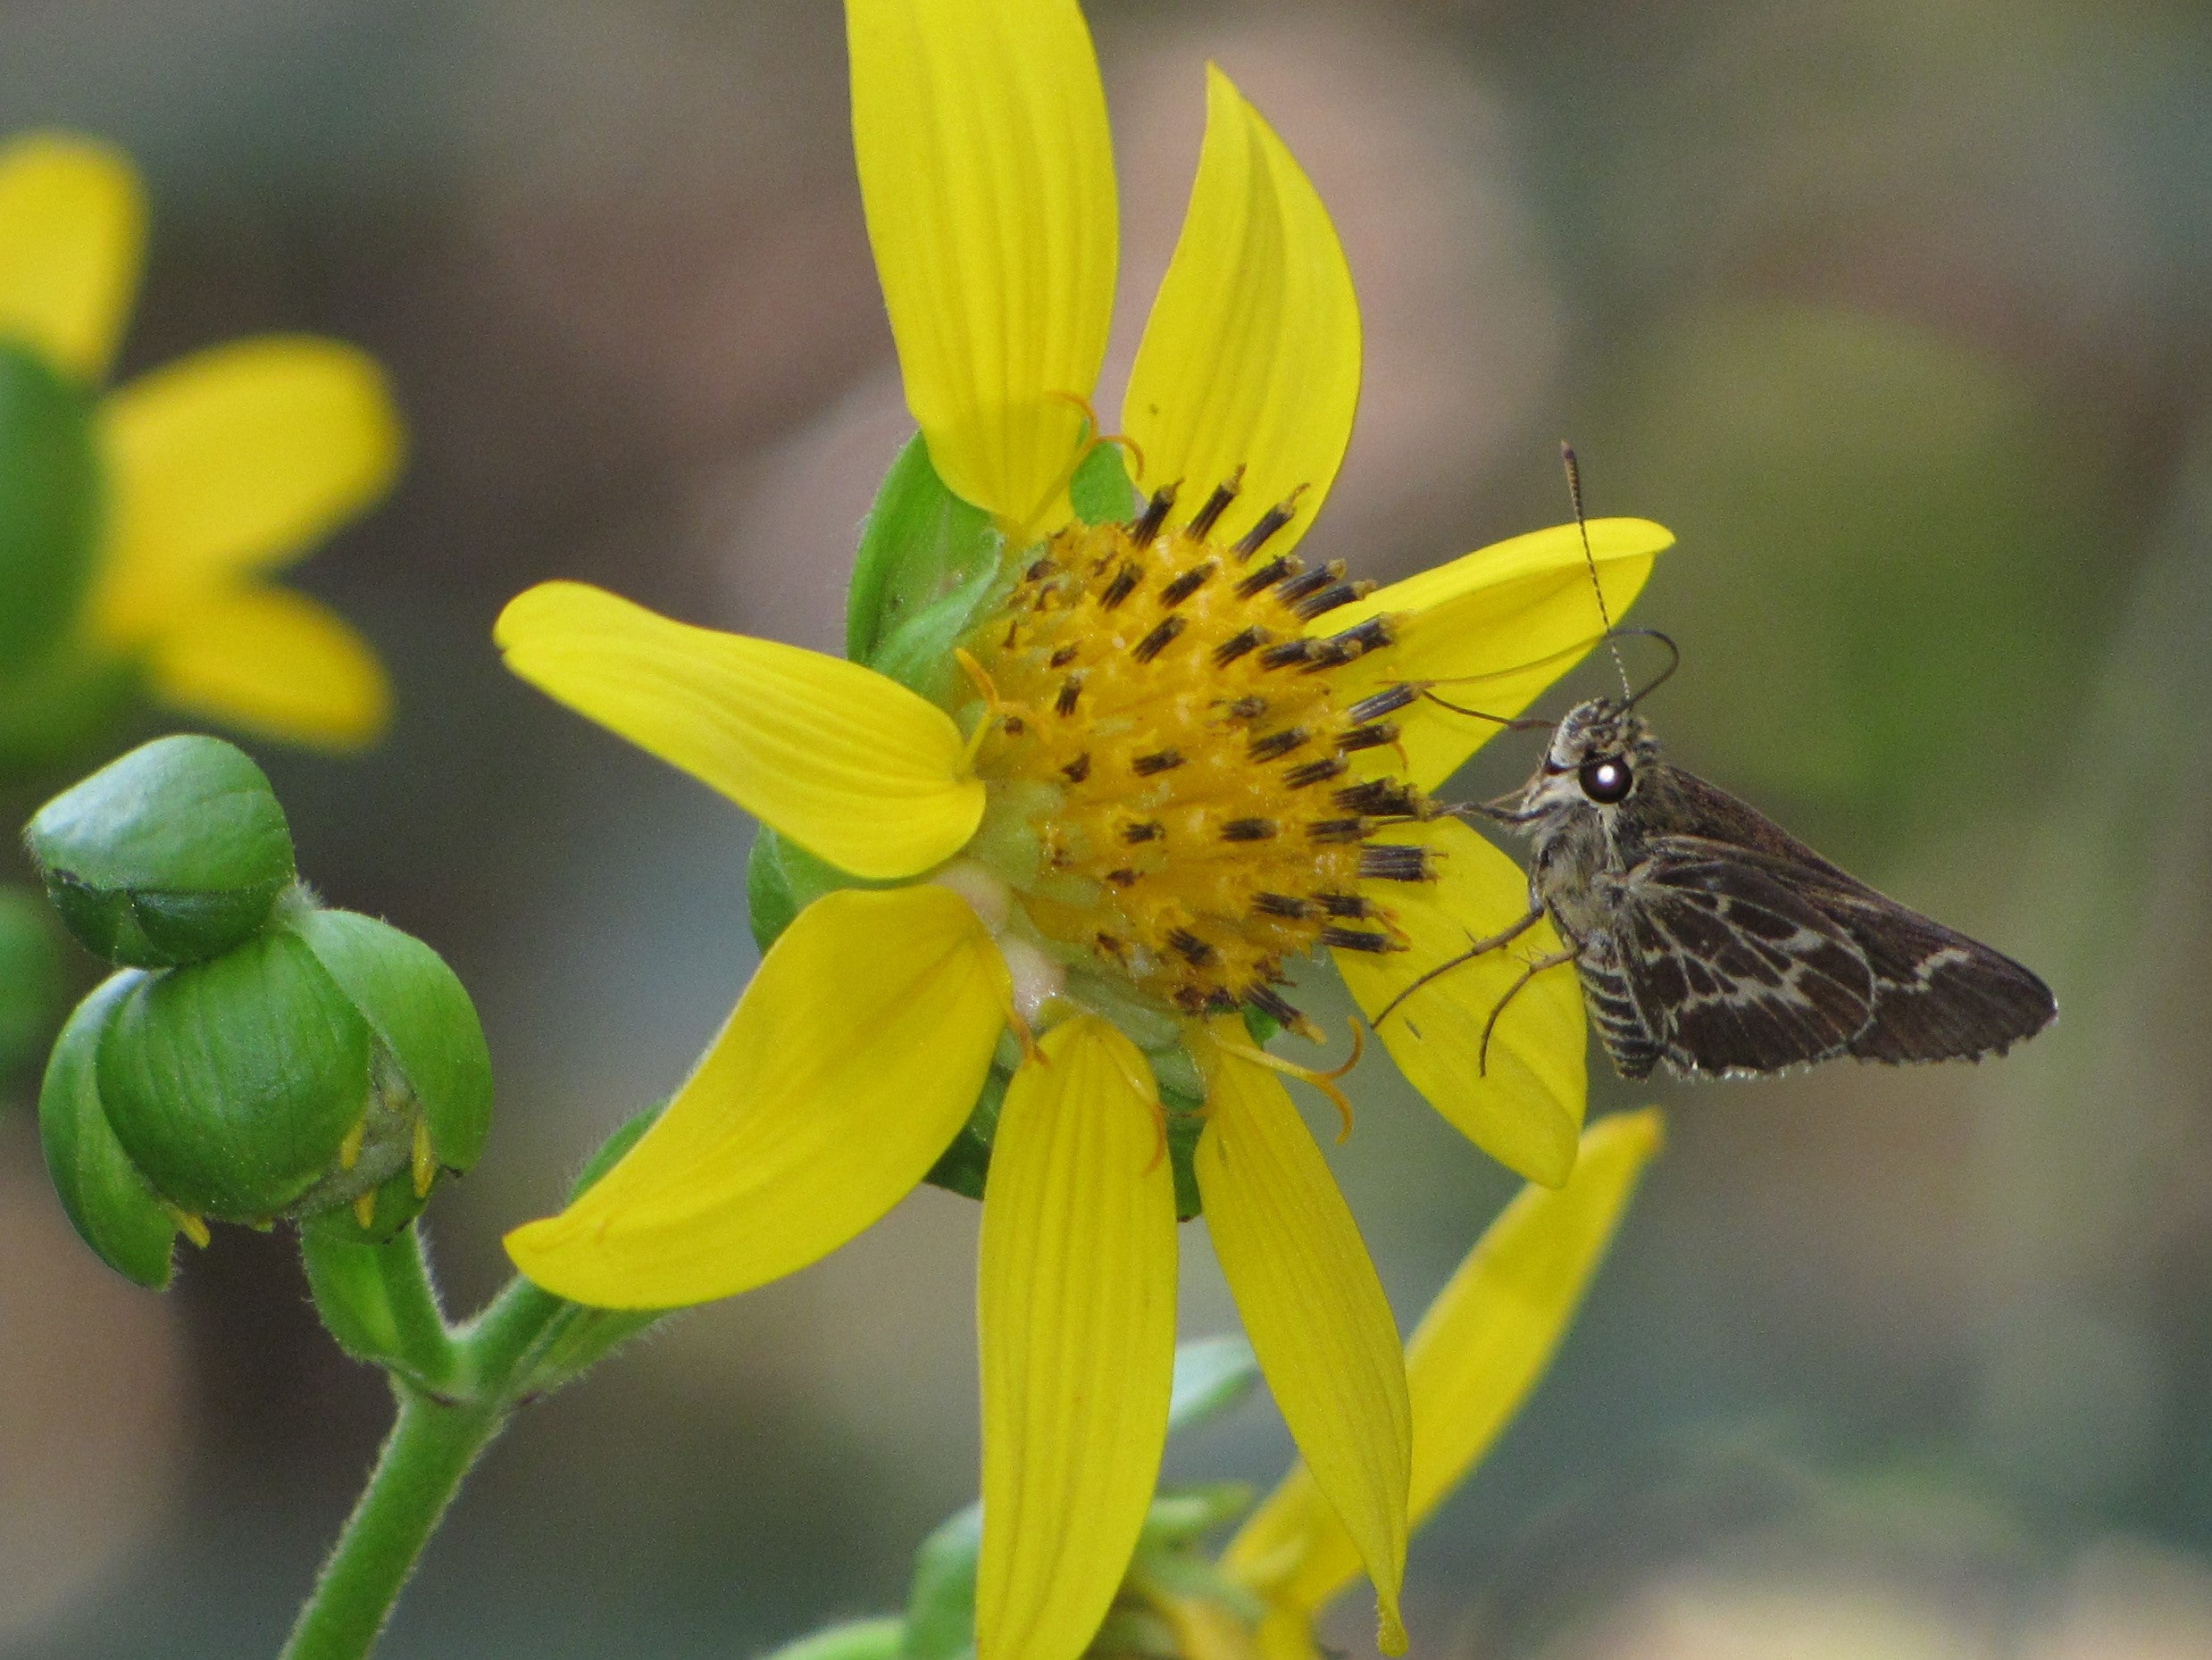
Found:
0,341 -> 100,670
38,971 -> 179,1288
754,1617 -> 906,1660
846,432 -> 998,664
1167,1335 -> 1260,1435
27,734 -> 296,967
288,908 -> 494,1175
1069,439 -> 1137,525
904,1501 -> 983,1660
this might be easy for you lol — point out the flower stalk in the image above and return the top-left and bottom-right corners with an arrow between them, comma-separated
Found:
283,1222 -> 664,1660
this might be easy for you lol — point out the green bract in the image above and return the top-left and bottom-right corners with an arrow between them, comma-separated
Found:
26,734 -> 297,966
38,972 -> 182,1289
844,432 -> 999,670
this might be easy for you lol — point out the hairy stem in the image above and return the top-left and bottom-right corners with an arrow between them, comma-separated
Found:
286,1229 -> 658,1659
277,1387 -> 505,1660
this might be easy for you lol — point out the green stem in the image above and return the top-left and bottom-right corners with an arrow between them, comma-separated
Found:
287,1103 -> 671,1659
278,1387 -> 505,1660
288,1234 -> 662,1659
372,1230 -> 456,1389
454,1273 -> 578,1392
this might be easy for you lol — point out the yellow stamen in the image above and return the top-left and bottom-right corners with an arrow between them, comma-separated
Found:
1031,391 -> 1149,535
337,1114 -> 366,1172
961,488 -> 1426,1037
353,1189 -> 378,1230
411,1117 -> 437,1199
955,646 -> 1006,772
163,1204 -> 212,1248
1142,1095 -> 1171,1174
1212,1020 -> 1365,1144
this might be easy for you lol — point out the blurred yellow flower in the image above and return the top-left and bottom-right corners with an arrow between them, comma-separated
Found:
0,132 -> 399,747
1168,1111 -> 1664,1660
497,5 -> 1672,1660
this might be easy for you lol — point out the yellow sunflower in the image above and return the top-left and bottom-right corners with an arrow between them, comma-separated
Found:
0,132 -> 399,750
496,4 -> 1673,1659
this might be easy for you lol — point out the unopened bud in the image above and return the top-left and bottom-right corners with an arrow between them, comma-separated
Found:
29,737 -> 494,1274
25,735 -> 296,967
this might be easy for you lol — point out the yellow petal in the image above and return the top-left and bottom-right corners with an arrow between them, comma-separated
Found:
497,581 -> 985,880
0,133 -> 145,380
93,338 -> 403,640
1123,66 -> 1358,560
1196,1034 -> 1410,1656
978,1015 -> 1178,1660
1336,819 -> 1585,1187
1326,518 -> 1674,790
145,583 -> 390,749
505,886 -> 1008,1308
1227,1110 -> 1663,1615
848,0 -> 1116,532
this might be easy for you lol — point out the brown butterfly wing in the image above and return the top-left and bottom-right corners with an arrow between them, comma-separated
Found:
1612,847 -> 1878,1078
1624,769 -> 2055,1069
1807,883 -> 2055,1062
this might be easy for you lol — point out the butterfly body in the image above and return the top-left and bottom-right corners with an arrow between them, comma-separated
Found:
1501,697 -> 2056,1080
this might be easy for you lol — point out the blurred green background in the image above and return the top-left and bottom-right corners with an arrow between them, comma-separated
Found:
4,1 -> 2210,1655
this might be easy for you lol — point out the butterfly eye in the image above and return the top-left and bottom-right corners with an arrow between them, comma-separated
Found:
1578,757 -> 1633,803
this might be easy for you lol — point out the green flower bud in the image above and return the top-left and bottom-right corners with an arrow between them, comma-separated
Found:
26,735 -> 296,967
38,971 -> 183,1289
96,921 -> 372,1222
55,903 -> 492,1245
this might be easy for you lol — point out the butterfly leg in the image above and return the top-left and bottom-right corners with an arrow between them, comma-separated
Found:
1449,794 -> 1545,828
1372,905 -> 1546,1027
1477,947 -> 1579,1076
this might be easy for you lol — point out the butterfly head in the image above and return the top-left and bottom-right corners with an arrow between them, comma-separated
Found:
1516,697 -> 1661,826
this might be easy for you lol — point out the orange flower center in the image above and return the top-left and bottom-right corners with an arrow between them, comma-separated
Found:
962,478 -> 1434,1031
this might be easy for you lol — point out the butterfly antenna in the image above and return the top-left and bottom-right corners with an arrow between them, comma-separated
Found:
1561,441 -> 1634,705
1419,688 -> 1552,730
1614,627 -> 1681,707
